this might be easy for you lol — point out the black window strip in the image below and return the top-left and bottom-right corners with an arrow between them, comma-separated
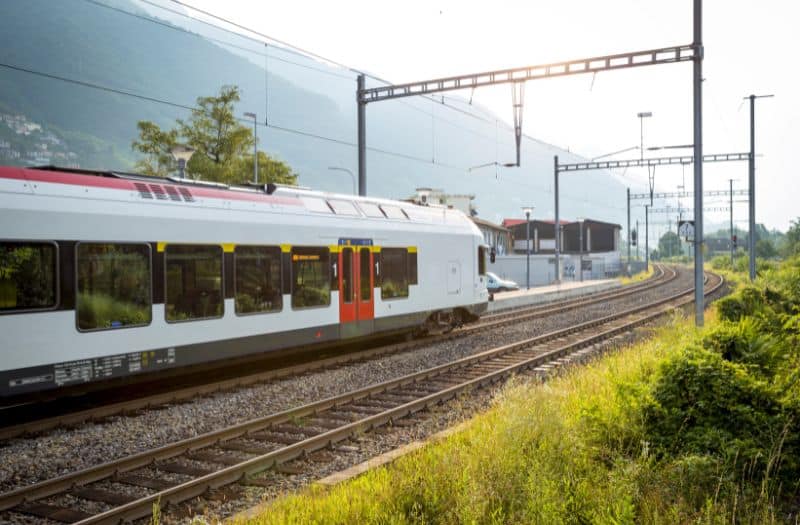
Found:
224,252 -> 235,300
409,252 -> 418,285
58,241 -> 76,311
151,244 -> 164,304
281,252 -> 292,295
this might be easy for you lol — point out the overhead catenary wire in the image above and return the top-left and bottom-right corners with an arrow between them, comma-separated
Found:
84,0 -> 514,141
0,61 -> 461,169
6,0 -> 633,219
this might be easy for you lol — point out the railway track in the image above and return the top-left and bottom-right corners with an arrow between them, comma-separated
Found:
0,269 -> 721,524
0,265 -> 674,441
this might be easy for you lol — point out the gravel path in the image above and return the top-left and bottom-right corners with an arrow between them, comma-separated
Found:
0,270 -> 692,496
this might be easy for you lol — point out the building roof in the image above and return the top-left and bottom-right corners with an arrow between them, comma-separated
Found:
471,216 -> 510,232
502,218 -> 621,229
502,218 -> 571,227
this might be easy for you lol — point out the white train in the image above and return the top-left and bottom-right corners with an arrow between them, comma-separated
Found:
0,166 -> 489,397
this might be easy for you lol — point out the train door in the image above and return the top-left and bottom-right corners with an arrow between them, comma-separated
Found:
356,247 -> 374,320
447,261 -> 462,294
338,245 -> 375,335
339,247 -> 356,323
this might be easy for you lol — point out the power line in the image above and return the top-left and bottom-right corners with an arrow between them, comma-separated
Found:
158,0 -> 532,129
166,0 -> 359,73
84,0 -> 356,81
0,60 -> 461,168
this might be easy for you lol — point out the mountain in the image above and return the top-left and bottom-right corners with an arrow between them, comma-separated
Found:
0,0 -> 635,228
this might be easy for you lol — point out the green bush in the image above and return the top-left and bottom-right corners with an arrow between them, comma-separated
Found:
701,318 -> 784,377
716,285 -> 771,322
642,344 -> 794,483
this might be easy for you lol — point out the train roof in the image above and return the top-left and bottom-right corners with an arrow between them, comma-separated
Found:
0,165 -> 478,229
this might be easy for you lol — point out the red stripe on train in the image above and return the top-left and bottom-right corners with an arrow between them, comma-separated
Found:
0,166 -> 302,206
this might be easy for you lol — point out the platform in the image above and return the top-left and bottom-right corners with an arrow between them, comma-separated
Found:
487,278 -> 620,313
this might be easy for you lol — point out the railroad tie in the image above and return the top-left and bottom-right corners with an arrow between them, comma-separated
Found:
275,463 -> 305,475
70,487 -> 139,505
218,440 -> 274,455
158,461 -> 215,477
185,450 -> 245,466
248,430 -> 302,445
271,423 -> 322,435
13,502 -> 93,524
114,473 -> 175,490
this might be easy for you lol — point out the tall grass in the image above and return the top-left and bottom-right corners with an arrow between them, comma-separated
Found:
619,265 -> 655,285
237,259 -> 800,525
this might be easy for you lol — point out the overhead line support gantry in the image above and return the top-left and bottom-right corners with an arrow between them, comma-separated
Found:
355,0 -> 705,325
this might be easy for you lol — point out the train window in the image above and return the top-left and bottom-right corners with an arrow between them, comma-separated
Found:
403,206 -> 433,221
380,248 -> 409,299
301,197 -> 333,214
165,245 -> 223,322
0,241 -> 57,312
76,243 -> 151,331
328,199 -> 360,216
342,248 -> 354,304
380,205 -> 408,220
360,249 -> 371,301
291,247 -> 330,308
234,246 -> 282,315
478,246 -> 487,275
358,202 -> 385,218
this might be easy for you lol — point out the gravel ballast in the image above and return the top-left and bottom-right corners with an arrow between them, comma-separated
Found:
0,271 -> 693,499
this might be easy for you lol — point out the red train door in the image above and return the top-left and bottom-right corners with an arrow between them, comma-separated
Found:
356,247 -> 374,321
338,245 -> 375,327
339,247 -> 356,323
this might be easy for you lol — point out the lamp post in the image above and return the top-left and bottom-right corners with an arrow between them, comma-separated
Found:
522,206 -> 534,290
328,166 -> 356,195
170,144 -> 195,179
244,112 -> 258,184
637,111 -> 652,160
577,217 -> 585,282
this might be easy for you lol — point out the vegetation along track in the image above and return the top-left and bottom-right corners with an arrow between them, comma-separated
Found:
0,268 -> 721,524
0,265 -> 674,441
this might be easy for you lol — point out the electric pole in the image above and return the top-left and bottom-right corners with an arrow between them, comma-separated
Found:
746,93 -> 774,281
729,178 -> 735,269
626,188 -> 631,271
645,205 -> 650,272
692,0 -> 704,326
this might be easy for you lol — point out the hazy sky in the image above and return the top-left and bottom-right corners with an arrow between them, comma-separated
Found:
182,0 -> 796,231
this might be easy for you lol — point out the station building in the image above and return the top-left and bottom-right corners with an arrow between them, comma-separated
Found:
492,218 -> 623,285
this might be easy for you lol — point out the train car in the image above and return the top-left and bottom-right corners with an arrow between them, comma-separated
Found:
0,165 -> 489,397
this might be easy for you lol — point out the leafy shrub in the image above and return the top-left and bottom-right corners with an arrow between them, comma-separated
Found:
716,285 -> 770,322
642,345 -> 793,482
701,318 -> 784,377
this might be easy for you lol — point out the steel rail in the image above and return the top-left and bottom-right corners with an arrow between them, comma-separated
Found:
78,271 -> 722,524
0,267 -> 718,523
0,265 -> 672,441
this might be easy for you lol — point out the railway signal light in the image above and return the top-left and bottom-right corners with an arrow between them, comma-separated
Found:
732,234 -> 737,249
490,246 -> 496,263
631,230 -> 637,247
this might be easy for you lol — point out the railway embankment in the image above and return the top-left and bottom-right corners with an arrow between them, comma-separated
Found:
241,258 -> 800,524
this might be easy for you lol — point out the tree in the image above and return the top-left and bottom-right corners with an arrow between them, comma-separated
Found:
755,238 -> 777,258
131,121 -> 178,177
658,231 -> 682,259
131,86 -> 298,185
783,218 -> 800,257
